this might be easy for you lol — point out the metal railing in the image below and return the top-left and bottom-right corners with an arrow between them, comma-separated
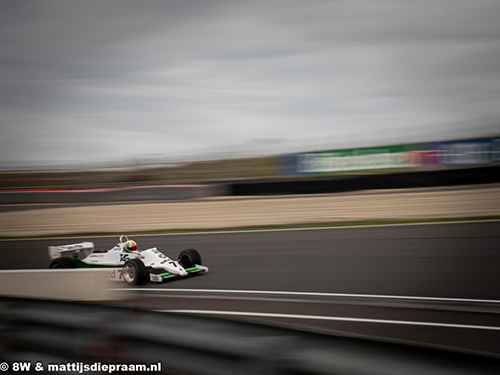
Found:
0,297 -> 499,375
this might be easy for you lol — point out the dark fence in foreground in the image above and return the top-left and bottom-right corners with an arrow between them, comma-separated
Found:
0,297 -> 499,375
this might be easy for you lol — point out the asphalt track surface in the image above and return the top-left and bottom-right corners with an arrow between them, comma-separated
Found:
2,221 -> 500,357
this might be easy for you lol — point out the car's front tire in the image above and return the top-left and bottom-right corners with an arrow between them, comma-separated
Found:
123,259 -> 148,285
178,248 -> 202,269
49,257 -> 76,269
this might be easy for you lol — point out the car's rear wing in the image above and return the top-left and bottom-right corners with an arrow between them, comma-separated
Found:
48,242 -> 94,260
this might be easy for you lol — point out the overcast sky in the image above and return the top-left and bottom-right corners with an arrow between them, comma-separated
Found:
1,0 -> 499,166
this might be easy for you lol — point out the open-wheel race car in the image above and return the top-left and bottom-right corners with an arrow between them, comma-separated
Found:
48,235 -> 208,285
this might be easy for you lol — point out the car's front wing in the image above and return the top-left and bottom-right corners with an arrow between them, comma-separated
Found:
148,265 -> 209,283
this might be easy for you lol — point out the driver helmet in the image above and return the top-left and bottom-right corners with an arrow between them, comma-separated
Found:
124,240 -> 138,252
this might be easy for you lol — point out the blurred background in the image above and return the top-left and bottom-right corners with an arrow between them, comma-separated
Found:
1,1 -> 500,374
1,1 -> 500,188
0,118 -> 498,190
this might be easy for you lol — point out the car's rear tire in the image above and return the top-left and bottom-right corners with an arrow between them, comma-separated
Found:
49,257 -> 76,269
178,249 -> 202,269
123,259 -> 148,285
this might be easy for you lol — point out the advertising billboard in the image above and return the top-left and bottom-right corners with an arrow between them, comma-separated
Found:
280,137 -> 500,176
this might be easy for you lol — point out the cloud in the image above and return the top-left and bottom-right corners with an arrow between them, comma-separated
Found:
1,0 -> 499,165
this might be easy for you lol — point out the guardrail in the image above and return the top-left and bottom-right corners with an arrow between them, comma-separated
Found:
0,269 -> 125,301
0,297 -> 499,374
2,165 -> 499,203
0,184 -> 229,204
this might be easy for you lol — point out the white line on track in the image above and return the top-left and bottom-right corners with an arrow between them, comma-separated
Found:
117,288 -> 500,305
2,219 -> 499,241
159,310 -> 500,332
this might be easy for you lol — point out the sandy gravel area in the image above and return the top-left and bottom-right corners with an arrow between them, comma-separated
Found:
0,184 -> 499,237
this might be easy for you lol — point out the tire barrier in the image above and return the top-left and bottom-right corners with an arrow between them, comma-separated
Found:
0,297 -> 499,375
230,165 -> 500,195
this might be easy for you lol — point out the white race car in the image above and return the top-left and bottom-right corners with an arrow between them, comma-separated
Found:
48,235 -> 208,285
